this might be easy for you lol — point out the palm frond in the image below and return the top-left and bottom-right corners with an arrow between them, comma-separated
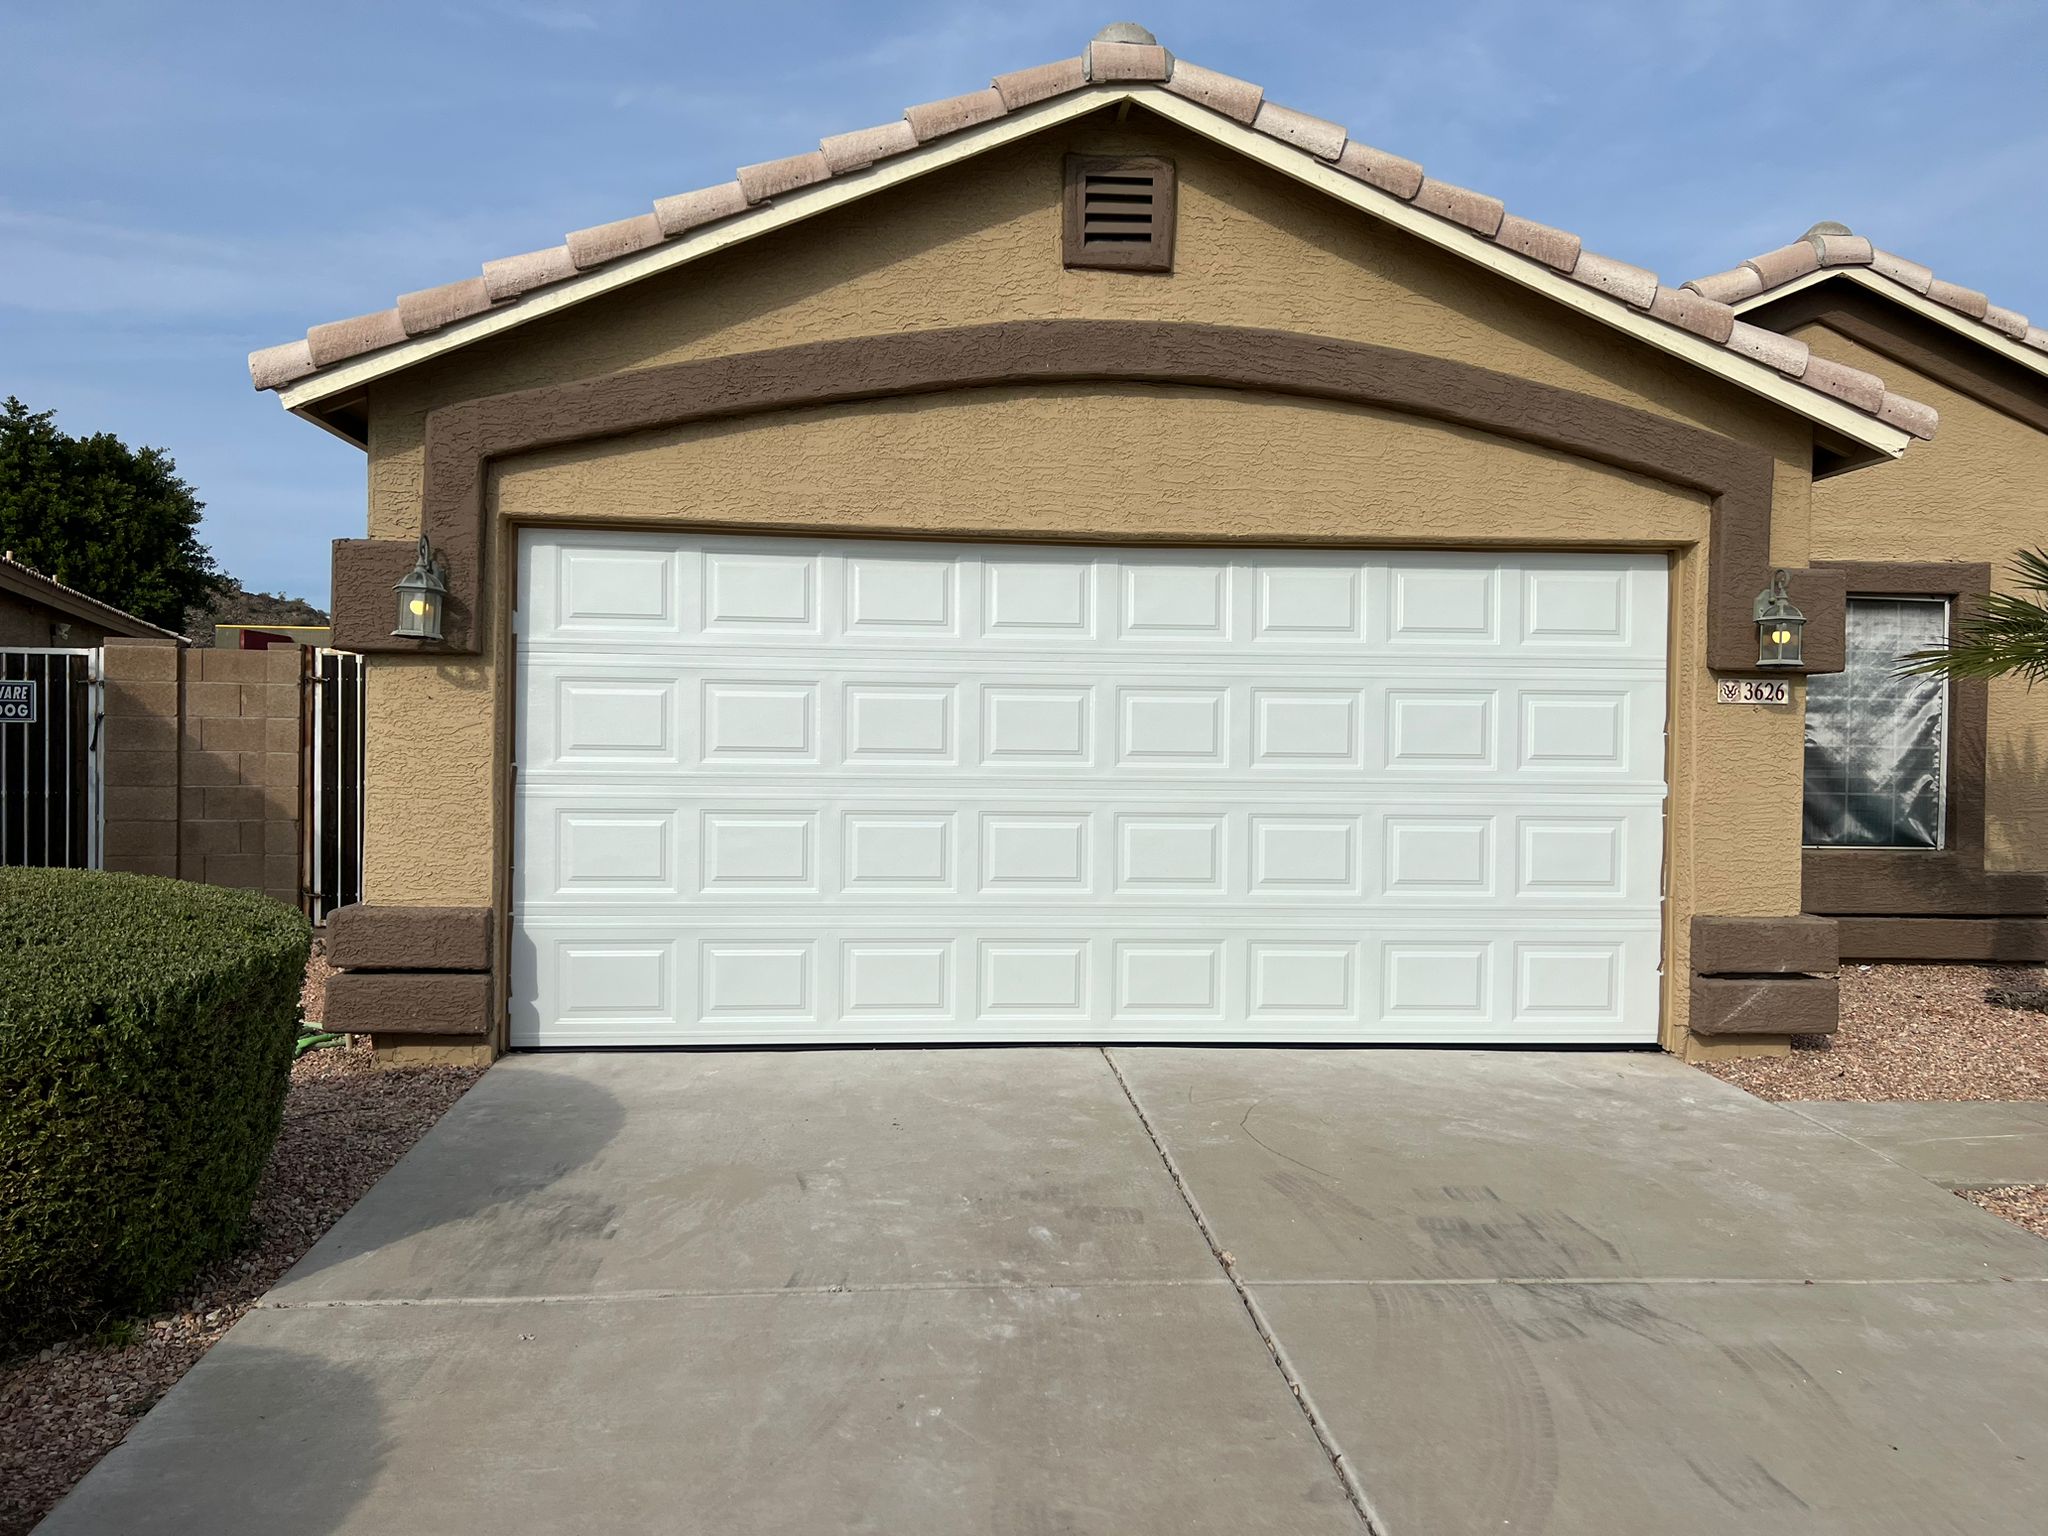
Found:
1898,547 -> 2048,685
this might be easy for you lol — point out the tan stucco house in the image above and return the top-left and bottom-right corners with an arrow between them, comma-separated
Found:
244,26 -> 2047,1066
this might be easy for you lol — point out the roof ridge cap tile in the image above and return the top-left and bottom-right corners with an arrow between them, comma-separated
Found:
993,56 -> 1087,111
652,181 -> 749,239
1250,98 -> 1346,161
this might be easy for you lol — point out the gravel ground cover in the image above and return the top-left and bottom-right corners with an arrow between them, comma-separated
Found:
301,937 -> 334,1022
1699,962 -> 2048,1102
1960,1185 -> 2048,1241
0,1035 -> 481,1535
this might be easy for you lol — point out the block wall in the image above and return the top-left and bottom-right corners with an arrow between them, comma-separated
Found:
101,638 -> 302,907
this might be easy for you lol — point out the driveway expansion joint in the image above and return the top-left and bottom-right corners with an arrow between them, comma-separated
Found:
259,1277 -> 1237,1308
1102,1047 -> 1388,1536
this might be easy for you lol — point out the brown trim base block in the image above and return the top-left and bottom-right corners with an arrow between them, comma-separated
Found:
1690,975 -> 1840,1036
326,903 -> 493,971
1691,915 -> 1839,976
1838,917 -> 2048,964
326,971 -> 492,1037
331,320 -> 1835,674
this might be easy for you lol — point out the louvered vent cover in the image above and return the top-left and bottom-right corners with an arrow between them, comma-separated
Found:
1064,156 -> 1176,272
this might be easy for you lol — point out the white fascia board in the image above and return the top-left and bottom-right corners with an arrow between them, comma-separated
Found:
1731,266 -> 2048,385
279,83 -> 1911,458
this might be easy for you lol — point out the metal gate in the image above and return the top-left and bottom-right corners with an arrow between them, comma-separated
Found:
0,647 -> 104,869
303,648 -> 366,923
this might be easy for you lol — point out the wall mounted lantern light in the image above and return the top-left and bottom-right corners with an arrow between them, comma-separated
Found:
392,534 -> 448,641
1753,569 -> 1806,669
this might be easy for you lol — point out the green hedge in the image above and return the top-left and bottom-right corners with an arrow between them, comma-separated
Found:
0,870 -> 310,1350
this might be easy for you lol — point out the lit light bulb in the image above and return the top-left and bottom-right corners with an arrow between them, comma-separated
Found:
409,598 -> 428,616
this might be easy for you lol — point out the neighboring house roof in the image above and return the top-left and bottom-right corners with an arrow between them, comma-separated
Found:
0,553 -> 184,641
1689,223 -> 2048,383
248,24 -> 1936,455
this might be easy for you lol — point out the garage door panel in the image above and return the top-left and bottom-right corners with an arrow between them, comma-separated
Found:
514,536 -> 1667,1046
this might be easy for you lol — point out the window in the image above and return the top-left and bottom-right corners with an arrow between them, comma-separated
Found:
1803,596 -> 1948,848
1063,156 -> 1175,272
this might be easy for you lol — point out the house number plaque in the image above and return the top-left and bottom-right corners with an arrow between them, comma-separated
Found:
1717,678 -> 1790,706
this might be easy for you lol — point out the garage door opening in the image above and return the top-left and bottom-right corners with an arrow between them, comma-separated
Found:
510,532 -> 1667,1047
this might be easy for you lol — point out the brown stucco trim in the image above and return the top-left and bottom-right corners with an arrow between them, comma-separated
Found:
1747,283 -> 2048,436
325,902 -> 492,971
328,320 -> 1828,672
1689,975 -> 1840,1036
1837,917 -> 2048,964
325,971 -> 492,1036
1690,915 -> 1838,976
1799,560 -> 2048,923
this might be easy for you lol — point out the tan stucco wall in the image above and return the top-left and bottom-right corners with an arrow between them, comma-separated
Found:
1796,321 -> 2048,871
354,108 -> 1826,1050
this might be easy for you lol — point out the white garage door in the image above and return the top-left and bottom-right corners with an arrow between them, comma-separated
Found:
511,533 -> 1667,1047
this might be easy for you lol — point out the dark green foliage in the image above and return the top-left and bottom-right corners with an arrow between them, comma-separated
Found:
1901,548 -> 2048,685
0,870 -> 309,1350
0,397 -> 221,630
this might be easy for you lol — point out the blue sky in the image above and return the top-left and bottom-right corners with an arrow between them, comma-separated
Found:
5,1 -> 2044,607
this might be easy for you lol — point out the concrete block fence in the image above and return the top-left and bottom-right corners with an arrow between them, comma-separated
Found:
100,638 -> 302,908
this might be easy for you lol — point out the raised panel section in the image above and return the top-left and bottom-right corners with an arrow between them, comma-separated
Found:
1389,562 -> 1497,643
702,944 -> 813,1019
844,814 -> 953,889
1249,944 -> 1358,1017
984,559 -> 1092,636
702,812 -> 814,891
554,678 -> 679,766
1519,819 -> 1627,897
703,682 -> 816,761
555,809 -> 676,895
982,686 -> 1092,763
1521,692 -> 1627,770
1250,816 -> 1360,893
1385,817 -> 1494,894
844,943 -> 951,1016
558,942 -> 673,1023
1256,566 -> 1361,639
1118,688 -> 1226,764
558,547 -> 676,631
1383,942 -> 1491,1021
1252,690 -> 1359,766
846,684 -> 954,762
1116,815 -> 1224,892
1524,567 -> 1629,645
981,942 -> 1089,1018
1386,691 -> 1495,770
1515,943 -> 1623,1023
1121,563 -> 1227,637
846,557 -> 953,632
703,550 -> 816,631
981,815 -> 1090,890
1116,943 -> 1221,1017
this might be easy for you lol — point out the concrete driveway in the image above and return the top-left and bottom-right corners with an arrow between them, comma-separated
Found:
38,1049 -> 2048,1535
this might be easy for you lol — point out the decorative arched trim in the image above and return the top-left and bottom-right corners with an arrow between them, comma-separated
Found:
330,319 -> 1815,667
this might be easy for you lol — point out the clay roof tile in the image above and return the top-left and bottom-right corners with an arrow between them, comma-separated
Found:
565,213 -> 665,271
1685,266 -> 1765,305
306,307 -> 406,367
1868,248 -> 1935,294
652,181 -> 749,238
1647,284 -> 1737,345
481,245 -> 576,302
1249,99 -> 1346,161
1926,277 -> 1991,320
1493,213 -> 1580,273
993,57 -> 1087,110
1332,141 -> 1422,200
1412,179 -> 1505,238
1162,60 -> 1262,123
1799,354 -> 1887,413
1726,319 -> 1811,378
1981,303 -> 2030,340
1876,392 -> 1939,440
1745,241 -> 1821,288
396,276 -> 495,336
1087,39 -> 1171,81
248,338 -> 317,390
903,86 -> 1007,142
819,120 -> 919,175
1570,251 -> 1660,310
736,150 -> 832,206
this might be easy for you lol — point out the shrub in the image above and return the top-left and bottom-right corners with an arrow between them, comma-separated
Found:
0,869 -> 309,1350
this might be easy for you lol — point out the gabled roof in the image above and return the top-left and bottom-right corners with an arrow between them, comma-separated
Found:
0,553 -> 183,641
250,24 -> 1935,455
1690,223 -> 2048,383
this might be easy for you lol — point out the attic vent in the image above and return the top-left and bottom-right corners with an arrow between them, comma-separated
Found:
1064,155 -> 1176,273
